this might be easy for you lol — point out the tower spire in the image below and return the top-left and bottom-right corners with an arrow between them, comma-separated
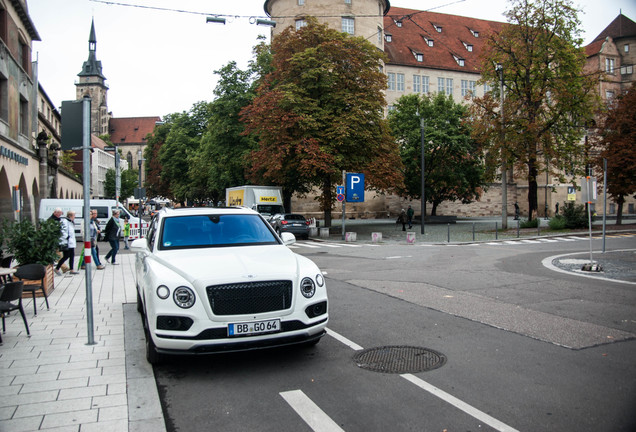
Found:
78,18 -> 106,79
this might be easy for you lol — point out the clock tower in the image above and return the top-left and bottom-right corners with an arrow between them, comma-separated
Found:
76,19 -> 110,135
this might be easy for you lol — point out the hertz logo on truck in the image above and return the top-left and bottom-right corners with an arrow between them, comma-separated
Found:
259,197 -> 277,202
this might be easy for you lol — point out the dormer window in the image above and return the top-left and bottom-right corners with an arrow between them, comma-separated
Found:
454,55 -> 465,67
424,37 -> 434,47
433,24 -> 442,33
470,29 -> 479,38
394,19 -> 402,28
414,52 -> 423,62
463,42 -> 473,52
385,34 -> 392,42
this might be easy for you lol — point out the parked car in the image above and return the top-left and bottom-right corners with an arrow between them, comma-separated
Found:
131,207 -> 328,364
270,213 -> 310,240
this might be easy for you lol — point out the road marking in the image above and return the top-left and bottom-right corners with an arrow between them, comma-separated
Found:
295,242 -> 322,248
326,328 -> 364,351
401,374 -> 521,432
567,236 -> 588,240
542,249 -> 636,286
327,329 -> 521,431
280,390 -> 345,432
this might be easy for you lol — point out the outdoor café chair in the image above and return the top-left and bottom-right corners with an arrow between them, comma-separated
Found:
0,281 -> 30,344
14,263 -> 49,316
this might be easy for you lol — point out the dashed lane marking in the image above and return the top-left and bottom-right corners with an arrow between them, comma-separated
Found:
280,390 -> 345,432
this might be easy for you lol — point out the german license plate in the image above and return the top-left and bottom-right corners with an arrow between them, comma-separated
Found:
228,319 -> 281,337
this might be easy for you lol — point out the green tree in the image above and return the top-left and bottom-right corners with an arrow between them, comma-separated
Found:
190,61 -> 259,204
156,102 -> 213,205
144,122 -> 172,199
104,168 -> 139,200
595,84 -> 636,225
470,0 -> 598,220
389,93 -> 486,216
241,18 -> 403,225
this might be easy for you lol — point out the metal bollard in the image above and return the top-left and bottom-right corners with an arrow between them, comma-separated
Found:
447,223 -> 450,242
472,222 -> 475,241
495,222 -> 498,240
517,219 -> 520,238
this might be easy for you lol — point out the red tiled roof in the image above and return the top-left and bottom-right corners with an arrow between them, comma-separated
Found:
585,39 -> 604,57
383,7 -> 507,74
109,116 -> 162,145
90,134 -> 108,150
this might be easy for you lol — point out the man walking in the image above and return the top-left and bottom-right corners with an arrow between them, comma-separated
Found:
406,205 -> 414,229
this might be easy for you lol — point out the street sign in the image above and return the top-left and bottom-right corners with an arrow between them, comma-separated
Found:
336,185 -> 344,195
337,193 -> 345,202
103,146 -> 117,151
346,173 -> 364,202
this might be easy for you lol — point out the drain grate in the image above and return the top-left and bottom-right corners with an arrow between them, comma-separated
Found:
353,346 -> 446,374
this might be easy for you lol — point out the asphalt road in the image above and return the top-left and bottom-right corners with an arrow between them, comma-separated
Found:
139,234 -> 636,432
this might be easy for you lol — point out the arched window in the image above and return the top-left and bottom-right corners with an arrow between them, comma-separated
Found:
127,151 -> 133,168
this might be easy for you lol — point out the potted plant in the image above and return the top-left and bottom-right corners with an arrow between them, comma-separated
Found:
5,218 -> 62,295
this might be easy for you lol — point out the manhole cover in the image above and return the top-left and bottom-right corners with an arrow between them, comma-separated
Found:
352,346 -> 446,373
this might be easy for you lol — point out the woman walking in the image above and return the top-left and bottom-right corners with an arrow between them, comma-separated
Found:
55,211 -> 79,275
104,210 -> 122,265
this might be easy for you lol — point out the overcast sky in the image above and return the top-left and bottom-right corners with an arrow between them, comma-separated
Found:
28,0 -> 636,119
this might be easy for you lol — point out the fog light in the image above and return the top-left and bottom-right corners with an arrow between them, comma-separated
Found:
157,285 -> 170,299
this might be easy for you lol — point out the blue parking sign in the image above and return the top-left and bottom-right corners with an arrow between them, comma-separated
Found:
346,173 -> 365,202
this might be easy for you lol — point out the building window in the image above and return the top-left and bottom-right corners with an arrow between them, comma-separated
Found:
446,78 -> 453,96
296,19 -> 306,30
422,76 -> 429,93
394,19 -> 402,28
19,96 -> 29,136
470,29 -> 479,38
298,0 -> 304,4
625,44 -> 630,53
609,203 -> 615,214
620,65 -> 633,75
438,77 -> 445,94
484,83 -> 492,94
385,34 -> 392,42
342,17 -> 354,34
345,0 -> 351,4
629,203 -> 635,214
454,56 -> 465,67
414,52 -> 423,62
433,24 -> 442,33
461,80 -> 469,96
0,74 -> 8,121
388,73 -> 396,91
378,27 -> 382,45
463,42 -> 473,52
413,75 -> 421,93
605,58 -> 615,74
388,105 -> 395,113
462,80 -> 476,97
424,37 -> 434,47
397,73 -> 405,91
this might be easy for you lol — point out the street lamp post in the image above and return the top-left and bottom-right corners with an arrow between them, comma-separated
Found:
137,149 -> 145,238
496,63 -> 507,229
420,116 -> 426,235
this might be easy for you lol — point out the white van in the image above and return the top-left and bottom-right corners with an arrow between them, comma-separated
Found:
38,199 -> 148,240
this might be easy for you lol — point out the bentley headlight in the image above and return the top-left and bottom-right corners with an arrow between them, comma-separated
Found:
316,273 -> 324,287
173,286 -> 196,308
300,277 -> 316,298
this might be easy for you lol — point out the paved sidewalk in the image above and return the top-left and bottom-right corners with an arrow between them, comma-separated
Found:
0,253 -> 165,432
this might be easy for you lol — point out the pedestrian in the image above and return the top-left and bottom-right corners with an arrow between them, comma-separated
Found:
514,201 -> 520,220
104,209 -> 121,265
123,217 -> 131,249
555,202 -> 559,215
406,205 -> 414,229
397,209 -> 407,231
89,209 -> 105,270
55,211 -> 79,275
49,207 -> 63,222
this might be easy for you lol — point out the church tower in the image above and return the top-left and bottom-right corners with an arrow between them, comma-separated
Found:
263,0 -> 390,50
76,19 -> 110,135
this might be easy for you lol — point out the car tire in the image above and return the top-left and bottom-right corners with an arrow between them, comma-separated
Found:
144,317 -> 163,365
136,290 -> 143,314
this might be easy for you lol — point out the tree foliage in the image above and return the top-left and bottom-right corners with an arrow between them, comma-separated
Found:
104,168 -> 139,200
389,93 -> 486,215
241,18 -> 403,225
595,84 -> 636,224
470,0 -> 598,219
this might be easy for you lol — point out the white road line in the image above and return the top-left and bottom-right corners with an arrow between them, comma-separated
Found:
295,242 -> 322,248
327,329 -> 520,431
280,390 -> 345,432
567,236 -> 588,240
401,374 -> 521,432
326,328 -> 364,351
502,241 -> 518,245
556,237 -> 576,241
520,239 -> 540,243
538,238 -> 558,242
